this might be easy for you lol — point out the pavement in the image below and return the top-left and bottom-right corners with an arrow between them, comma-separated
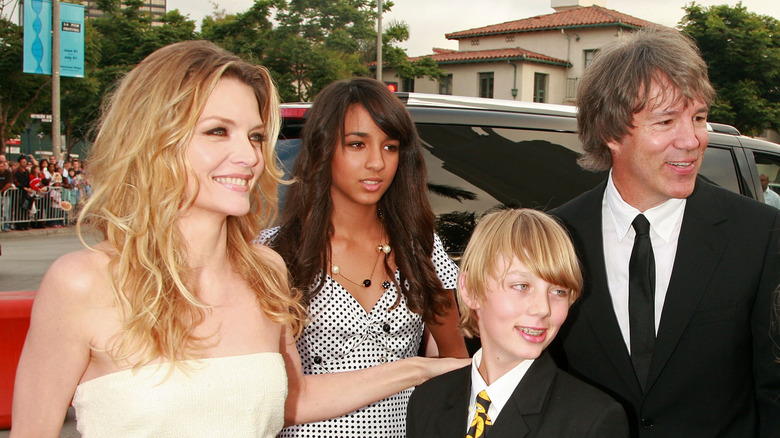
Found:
0,225 -> 99,292
1,224 -> 79,239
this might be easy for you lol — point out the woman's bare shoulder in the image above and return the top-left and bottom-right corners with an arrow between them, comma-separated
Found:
37,241 -> 115,304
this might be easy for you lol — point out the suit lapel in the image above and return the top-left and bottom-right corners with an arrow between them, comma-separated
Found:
646,180 -> 728,389
566,183 -> 641,396
489,354 -> 558,437
436,367 -> 471,438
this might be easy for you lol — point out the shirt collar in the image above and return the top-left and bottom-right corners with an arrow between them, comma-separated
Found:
470,348 -> 533,416
605,171 -> 687,243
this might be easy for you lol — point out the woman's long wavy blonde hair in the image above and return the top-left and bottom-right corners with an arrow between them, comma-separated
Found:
79,40 -> 304,367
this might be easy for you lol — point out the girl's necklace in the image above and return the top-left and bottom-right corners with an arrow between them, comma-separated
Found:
332,242 -> 392,289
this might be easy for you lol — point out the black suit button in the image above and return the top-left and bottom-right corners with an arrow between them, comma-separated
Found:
641,417 -> 654,428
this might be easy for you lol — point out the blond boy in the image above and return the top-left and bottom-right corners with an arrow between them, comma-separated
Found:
407,209 -> 628,437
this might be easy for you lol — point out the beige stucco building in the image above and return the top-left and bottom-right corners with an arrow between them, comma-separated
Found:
381,0 -> 656,105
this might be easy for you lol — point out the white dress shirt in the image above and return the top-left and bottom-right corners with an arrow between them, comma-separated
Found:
602,172 -> 686,352
763,187 -> 780,209
466,348 -> 533,431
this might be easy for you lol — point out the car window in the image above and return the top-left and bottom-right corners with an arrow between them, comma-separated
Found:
275,138 -> 301,207
699,146 -> 740,194
754,151 -> 780,195
416,123 -> 606,255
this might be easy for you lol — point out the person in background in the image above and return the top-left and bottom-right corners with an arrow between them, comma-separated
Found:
51,164 -> 62,183
28,165 -> 44,229
262,77 -> 468,437
24,155 -> 38,171
12,155 -> 32,230
61,160 -> 71,178
407,208 -> 628,437
11,40 -> 306,437
551,27 -> 780,437
40,160 -> 53,181
29,165 -> 42,192
0,156 -> 12,231
66,168 -> 80,207
760,173 -> 780,209
40,177 -> 64,228
0,156 -> 11,193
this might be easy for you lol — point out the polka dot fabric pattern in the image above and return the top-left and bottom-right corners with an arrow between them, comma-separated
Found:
257,228 -> 458,437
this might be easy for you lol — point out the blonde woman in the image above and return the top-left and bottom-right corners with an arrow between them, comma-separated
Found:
11,40 -> 305,437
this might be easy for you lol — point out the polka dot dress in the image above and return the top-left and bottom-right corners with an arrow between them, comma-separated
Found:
257,228 -> 458,438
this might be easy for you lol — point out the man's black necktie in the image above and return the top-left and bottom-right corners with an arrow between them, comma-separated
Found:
629,214 -> 655,392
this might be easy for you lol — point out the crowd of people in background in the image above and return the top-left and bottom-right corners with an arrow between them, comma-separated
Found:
0,153 -> 90,231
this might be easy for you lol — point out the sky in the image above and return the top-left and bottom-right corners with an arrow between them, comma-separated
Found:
166,0 -> 780,56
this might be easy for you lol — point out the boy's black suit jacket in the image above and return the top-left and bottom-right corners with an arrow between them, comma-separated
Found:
406,352 -> 628,437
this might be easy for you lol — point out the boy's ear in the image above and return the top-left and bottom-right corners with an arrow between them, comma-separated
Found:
458,272 -> 480,311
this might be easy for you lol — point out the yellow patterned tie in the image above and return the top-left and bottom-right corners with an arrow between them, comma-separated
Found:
466,390 -> 493,438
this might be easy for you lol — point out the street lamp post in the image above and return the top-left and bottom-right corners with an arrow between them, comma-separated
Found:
52,0 -> 61,162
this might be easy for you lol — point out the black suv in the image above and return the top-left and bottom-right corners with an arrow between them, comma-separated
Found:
278,93 -> 780,255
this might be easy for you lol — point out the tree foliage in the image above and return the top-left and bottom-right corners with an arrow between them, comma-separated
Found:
681,2 -> 780,136
203,0 -> 439,102
374,19 -> 444,83
206,0 -> 380,101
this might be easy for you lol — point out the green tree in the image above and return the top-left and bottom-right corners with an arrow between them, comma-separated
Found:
681,2 -> 780,136
263,0 -> 380,101
202,0 -> 435,102
370,19 -> 444,84
199,0 -> 275,62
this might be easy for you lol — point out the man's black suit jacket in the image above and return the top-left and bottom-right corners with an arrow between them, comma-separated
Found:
406,352 -> 628,437
551,178 -> 780,437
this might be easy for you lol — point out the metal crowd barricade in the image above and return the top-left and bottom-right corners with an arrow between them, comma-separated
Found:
0,187 -> 72,230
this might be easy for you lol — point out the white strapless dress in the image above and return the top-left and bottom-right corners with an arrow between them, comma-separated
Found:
72,352 -> 286,438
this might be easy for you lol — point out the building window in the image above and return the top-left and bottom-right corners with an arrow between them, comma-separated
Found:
584,49 -> 598,69
479,72 -> 494,98
402,77 -> 415,92
566,77 -> 579,100
533,73 -> 548,103
439,74 -> 453,95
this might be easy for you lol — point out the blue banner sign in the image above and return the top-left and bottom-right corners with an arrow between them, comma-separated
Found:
23,0 -> 85,78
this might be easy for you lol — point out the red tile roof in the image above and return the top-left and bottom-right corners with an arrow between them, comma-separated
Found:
409,47 -> 569,66
432,48 -> 458,54
446,5 -> 655,39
